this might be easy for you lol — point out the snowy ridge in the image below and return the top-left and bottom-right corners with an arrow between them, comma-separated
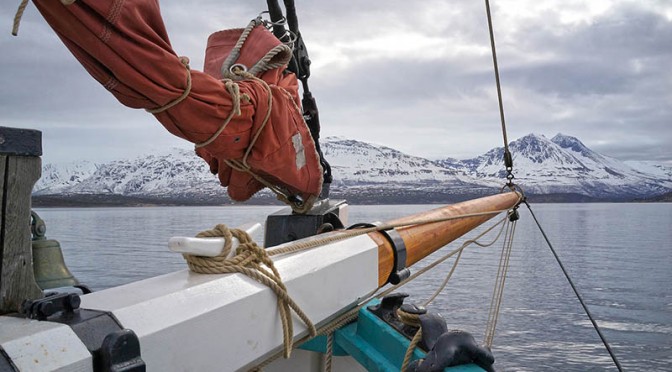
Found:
444,133 -> 672,197
35,161 -> 99,195
322,138 -> 486,188
34,148 -> 225,198
34,135 -> 672,201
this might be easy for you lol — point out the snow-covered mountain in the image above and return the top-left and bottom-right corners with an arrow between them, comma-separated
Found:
33,148 -> 229,200
33,134 -> 672,203
446,133 -> 672,198
322,137 -> 495,189
35,160 -> 99,194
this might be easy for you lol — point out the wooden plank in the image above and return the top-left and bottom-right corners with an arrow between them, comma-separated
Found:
0,155 -> 43,314
0,127 -> 42,156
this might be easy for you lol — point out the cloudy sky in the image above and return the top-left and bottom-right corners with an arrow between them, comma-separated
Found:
1,0 -> 670,165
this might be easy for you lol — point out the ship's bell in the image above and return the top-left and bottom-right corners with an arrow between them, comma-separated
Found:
31,211 -> 80,290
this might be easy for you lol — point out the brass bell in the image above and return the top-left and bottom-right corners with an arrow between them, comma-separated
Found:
31,211 -> 81,290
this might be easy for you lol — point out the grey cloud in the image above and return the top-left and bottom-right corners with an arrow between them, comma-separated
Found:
1,1 -> 669,164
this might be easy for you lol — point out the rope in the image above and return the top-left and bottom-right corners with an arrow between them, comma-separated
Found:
146,57 -> 193,114
220,18 -> 261,78
398,307 -> 423,372
483,0 -> 515,184
524,201 -> 624,371
194,79 -> 247,148
12,0 -> 76,36
11,0 -> 29,36
484,217 -> 517,347
220,17 -> 291,79
423,218 -> 509,307
323,333 -> 333,372
211,17 -> 308,213
184,224 -> 316,359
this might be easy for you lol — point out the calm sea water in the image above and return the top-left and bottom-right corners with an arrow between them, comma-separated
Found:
34,203 -> 672,371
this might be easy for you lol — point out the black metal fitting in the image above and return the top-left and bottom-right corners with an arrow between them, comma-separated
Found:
349,222 -> 409,285
509,208 -> 520,222
367,293 -> 420,342
99,329 -> 145,372
22,292 -> 81,320
19,293 -> 145,371
265,200 -> 346,247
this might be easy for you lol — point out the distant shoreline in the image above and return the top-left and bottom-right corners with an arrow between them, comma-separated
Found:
31,191 -> 671,208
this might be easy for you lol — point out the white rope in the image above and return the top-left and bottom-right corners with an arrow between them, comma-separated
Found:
484,217 -> 517,347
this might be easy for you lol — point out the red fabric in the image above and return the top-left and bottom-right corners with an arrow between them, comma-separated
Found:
32,0 -> 322,202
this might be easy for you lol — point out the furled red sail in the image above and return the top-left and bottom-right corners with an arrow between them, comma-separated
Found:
31,0 -> 323,209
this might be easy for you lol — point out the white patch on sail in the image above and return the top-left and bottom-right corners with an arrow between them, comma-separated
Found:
292,133 -> 306,170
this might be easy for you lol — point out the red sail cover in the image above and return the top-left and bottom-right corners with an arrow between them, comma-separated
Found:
32,0 -> 323,203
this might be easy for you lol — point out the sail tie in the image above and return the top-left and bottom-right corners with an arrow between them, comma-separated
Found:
209,15 -> 319,213
146,57 -> 194,114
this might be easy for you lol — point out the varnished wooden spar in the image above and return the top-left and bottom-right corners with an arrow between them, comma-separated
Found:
372,192 -> 521,286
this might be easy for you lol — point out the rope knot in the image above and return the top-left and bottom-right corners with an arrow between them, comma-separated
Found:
183,223 -> 316,359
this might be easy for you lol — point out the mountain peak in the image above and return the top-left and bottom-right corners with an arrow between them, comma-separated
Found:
551,133 -> 591,154
511,133 -> 553,147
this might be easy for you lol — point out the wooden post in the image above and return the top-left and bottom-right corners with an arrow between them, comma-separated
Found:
0,126 -> 43,314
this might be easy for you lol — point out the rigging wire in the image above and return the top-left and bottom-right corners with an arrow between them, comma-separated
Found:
484,215 -> 517,347
423,214 -> 510,307
484,0 -> 514,184
524,201 -> 624,371
484,4 -> 621,369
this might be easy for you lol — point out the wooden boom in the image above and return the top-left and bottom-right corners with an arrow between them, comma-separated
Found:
372,191 -> 521,286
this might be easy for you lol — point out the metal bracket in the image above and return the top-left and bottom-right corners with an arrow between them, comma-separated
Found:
348,222 -> 410,285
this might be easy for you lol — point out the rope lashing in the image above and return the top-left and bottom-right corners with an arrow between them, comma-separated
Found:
146,57 -> 193,114
183,224 -> 317,358
194,79 -> 248,149
214,68 -> 318,214
210,29 -> 313,214
12,0 -> 76,36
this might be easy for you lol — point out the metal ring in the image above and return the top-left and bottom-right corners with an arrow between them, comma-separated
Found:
229,64 -> 248,74
258,11 -> 287,28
